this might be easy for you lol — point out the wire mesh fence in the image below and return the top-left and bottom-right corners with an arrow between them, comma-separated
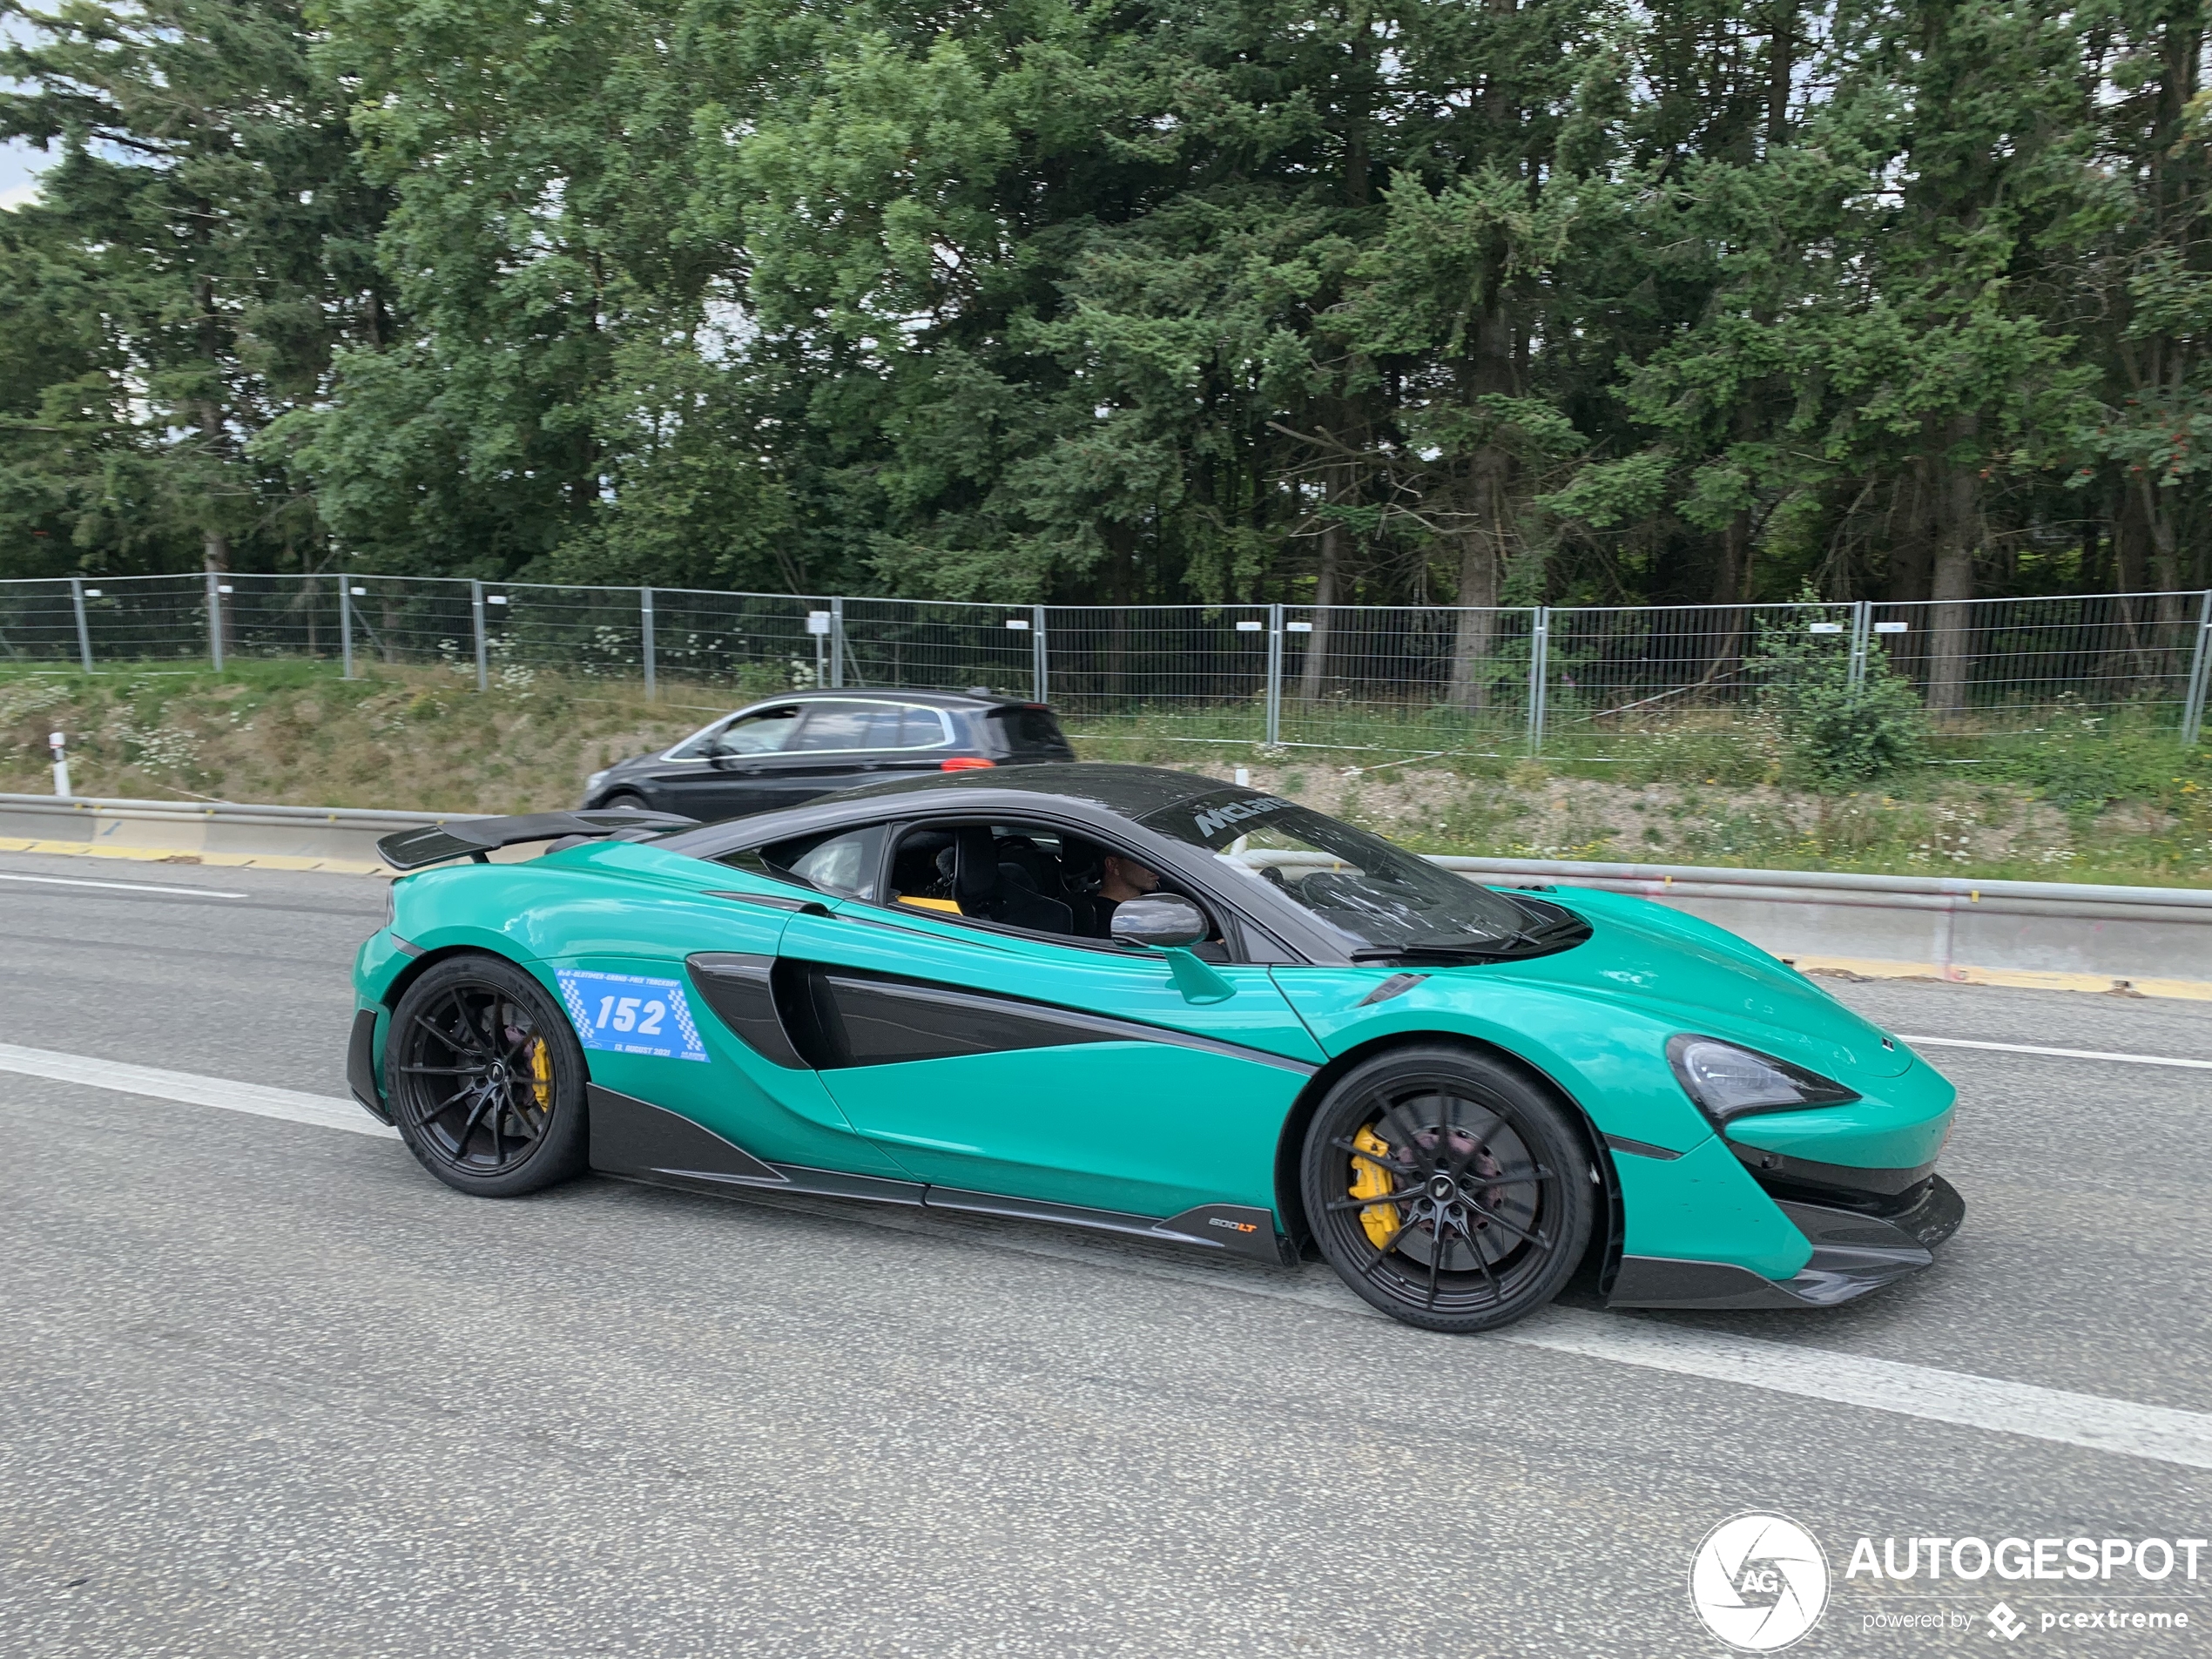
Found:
1,573 -> 2207,751
1279,605 -> 1537,752
842,597 -> 1040,698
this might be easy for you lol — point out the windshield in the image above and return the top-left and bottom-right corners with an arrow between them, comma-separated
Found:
1140,791 -> 1538,954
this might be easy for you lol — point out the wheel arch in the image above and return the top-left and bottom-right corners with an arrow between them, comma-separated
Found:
379,941 -> 533,1011
1271,1028 -> 1623,1292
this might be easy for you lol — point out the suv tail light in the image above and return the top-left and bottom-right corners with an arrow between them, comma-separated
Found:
941,756 -> 995,771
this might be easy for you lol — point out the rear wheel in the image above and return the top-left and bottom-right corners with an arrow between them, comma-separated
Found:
385,954 -> 589,1197
1300,1046 -> 1594,1333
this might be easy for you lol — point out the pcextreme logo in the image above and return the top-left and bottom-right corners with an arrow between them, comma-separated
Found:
1690,1514 -> 1832,1652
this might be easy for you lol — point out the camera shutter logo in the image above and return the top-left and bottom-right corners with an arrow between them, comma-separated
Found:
1689,1514 -> 1831,1651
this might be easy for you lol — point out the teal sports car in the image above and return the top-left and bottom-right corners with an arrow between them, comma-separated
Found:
348,765 -> 1963,1333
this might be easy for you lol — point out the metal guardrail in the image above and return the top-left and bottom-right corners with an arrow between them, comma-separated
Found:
0,794 -> 2203,991
1426,855 -> 2212,923
0,792 -> 466,867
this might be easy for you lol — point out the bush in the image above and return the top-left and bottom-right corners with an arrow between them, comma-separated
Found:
1751,613 -> 1928,788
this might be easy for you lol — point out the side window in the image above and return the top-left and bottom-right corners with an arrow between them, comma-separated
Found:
721,824 -> 887,902
896,705 -> 952,747
670,705 -> 799,759
718,706 -> 802,755
883,819 -> 1224,954
791,702 -> 947,752
791,704 -> 891,752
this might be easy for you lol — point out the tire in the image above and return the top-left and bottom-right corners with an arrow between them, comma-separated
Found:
385,954 -> 590,1197
1300,1045 -> 1595,1333
599,790 -> 652,813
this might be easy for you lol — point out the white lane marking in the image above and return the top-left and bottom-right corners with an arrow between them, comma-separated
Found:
0,870 -> 247,899
728,1187 -> 2212,1473
1901,1034 -> 2212,1072
0,1042 -> 394,1139
1511,1315 -> 2212,1472
11,1040 -> 2212,1472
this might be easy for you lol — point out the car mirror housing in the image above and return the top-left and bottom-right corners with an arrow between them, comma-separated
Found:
1111,894 -> 1208,949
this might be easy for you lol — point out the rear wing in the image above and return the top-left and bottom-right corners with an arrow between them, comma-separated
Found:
376,809 -> 698,872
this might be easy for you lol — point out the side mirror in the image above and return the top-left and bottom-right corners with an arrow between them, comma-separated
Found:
1111,894 -> 1208,950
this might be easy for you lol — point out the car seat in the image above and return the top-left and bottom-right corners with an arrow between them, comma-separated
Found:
952,825 -> 1073,934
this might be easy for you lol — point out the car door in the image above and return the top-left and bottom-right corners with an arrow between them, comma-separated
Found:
529,845 -> 913,1190
769,838 -> 1326,1224
657,703 -> 804,819
711,699 -> 894,810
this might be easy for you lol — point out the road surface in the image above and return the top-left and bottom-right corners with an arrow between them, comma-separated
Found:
1,852 -> 2207,1656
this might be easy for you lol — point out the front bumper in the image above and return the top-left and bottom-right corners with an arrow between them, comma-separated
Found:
1608,1172 -> 1964,1311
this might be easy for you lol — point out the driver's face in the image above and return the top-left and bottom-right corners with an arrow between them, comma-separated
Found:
1103,854 -> 1161,898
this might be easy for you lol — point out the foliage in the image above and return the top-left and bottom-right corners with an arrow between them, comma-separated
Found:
1751,608 -> 1929,787
0,0 -> 2209,635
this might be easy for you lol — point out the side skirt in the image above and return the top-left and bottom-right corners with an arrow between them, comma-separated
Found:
586,1085 -> 1291,1263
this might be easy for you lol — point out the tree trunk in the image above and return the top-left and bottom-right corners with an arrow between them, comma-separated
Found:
1445,447 -> 1509,709
2131,472 -> 2187,626
1446,303 -> 1516,711
1926,421 -> 1979,718
1886,469 -> 1935,603
1299,475 -> 1347,704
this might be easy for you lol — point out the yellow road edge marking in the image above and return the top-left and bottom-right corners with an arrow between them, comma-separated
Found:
1790,953 -> 2212,1004
0,836 -> 393,877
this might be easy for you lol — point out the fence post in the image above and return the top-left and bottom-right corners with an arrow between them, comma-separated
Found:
470,579 -> 488,692
829,597 -> 846,689
338,576 -> 354,680
1031,603 -> 1048,702
1526,607 -> 1549,753
2182,590 -> 2212,748
1847,598 -> 1872,696
1264,603 -> 1285,747
70,577 -> 91,672
641,587 -> 658,700
206,571 -> 225,671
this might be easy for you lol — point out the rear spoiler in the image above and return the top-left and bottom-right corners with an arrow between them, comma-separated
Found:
376,809 -> 699,872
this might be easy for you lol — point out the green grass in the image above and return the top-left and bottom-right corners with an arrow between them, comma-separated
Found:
2,660 -> 2204,885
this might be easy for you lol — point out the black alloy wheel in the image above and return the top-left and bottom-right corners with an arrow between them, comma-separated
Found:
1301,1046 -> 1595,1333
386,954 -> 589,1197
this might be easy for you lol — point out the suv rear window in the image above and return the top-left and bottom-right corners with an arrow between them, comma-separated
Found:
988,705 -> 1073,756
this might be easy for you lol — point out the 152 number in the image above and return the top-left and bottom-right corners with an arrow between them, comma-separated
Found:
594,994 -> 666,1036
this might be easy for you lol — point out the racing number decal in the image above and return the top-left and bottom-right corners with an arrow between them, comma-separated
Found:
554,968 -> 709,1062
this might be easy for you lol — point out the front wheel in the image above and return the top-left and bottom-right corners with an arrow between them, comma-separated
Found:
385,954 -> 589,1197
1300,1046 -> 1594,1333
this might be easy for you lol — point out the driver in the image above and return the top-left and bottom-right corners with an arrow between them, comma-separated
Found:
1098,853 -> 1162,907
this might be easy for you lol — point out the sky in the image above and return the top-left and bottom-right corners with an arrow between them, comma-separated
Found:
1,138 -> 51,210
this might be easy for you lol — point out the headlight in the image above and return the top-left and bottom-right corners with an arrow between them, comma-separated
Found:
1666,1035 -> 1859,1127
587,769 -> 610,790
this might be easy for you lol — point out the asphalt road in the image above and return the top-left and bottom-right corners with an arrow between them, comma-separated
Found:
1,850 -> 2208,1658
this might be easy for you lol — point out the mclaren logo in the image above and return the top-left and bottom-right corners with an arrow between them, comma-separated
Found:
1209,1217 -> 1259,1234
1192,796 -> 1290,839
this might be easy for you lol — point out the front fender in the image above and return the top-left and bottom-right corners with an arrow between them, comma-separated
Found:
1271,967 -> 1716,1154
1270,967 -> 1816,1279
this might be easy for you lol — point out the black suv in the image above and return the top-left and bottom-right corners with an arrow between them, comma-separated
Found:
581,689 -> 1077,822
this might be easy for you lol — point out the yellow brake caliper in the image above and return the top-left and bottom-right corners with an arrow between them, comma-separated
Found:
1350,1125 -> 1400,1248
528,1035 -> 553,1112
